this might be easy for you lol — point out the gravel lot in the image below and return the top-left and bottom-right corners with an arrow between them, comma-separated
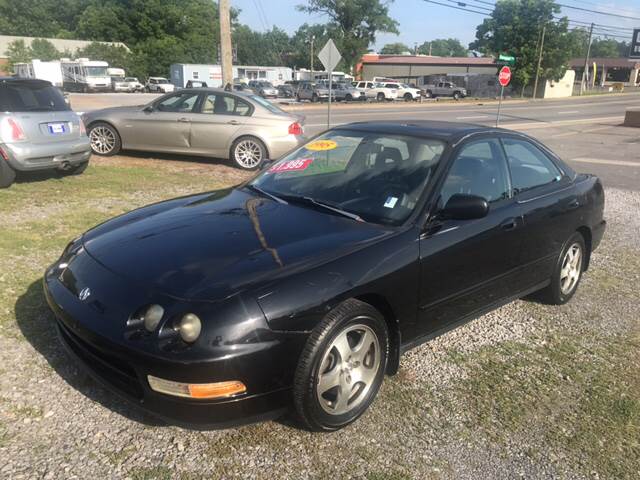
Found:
0,154 -> 638,480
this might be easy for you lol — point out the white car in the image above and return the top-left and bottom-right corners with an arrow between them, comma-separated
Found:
353,81 -> 398,102
124,77 -> 145,92
146,77 -> 175,93
381,82 -> 421,101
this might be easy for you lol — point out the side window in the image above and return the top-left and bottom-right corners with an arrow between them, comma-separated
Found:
156,92 -> 199,112
503,138 -> 561,193
200,94 -> 251,116
440,138 -> 510,206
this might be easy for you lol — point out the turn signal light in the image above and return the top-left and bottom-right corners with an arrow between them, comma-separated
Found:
147,375 -> 247,399
288,122 -> 303,136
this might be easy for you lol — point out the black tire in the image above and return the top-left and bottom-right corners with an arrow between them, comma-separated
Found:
88,122 -> 122,156
311,93 -> 319,103
453,91 -> 461,100
404,93 -> 413,102
376,92 -> 385,102
0,158 -> 16,188
293,298 -> 389,432
538,232 -> 586,305
230,136 -> 267,171
345,94 -> 353,102
425,90 -> 433,98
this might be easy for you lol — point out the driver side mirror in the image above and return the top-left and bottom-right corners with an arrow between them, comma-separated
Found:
143,105 -> 154,113
440,194 -> 489,220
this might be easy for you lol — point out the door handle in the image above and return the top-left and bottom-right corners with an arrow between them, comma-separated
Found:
500,218 -> 518,231
227,120 -> 240,125
177,117 -> 191,123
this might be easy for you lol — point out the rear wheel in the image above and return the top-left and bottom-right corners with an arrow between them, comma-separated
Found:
311,93 -> 319,103
425,90 -> 433,98
453,91 -> 461,100
88,122 -> 121,156
538,232 -> 586,305
0,158 -> 16,188
345,94 -> 353,102
293,299 -> 388,431
376,92 -> 385,102
230,136 -> 267,170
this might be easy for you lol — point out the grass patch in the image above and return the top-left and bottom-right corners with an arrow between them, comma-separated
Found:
457,332 -> 640,479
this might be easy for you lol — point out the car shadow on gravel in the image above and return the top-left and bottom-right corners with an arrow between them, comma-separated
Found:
15,279 -> 166,428
116,150 -> 230,167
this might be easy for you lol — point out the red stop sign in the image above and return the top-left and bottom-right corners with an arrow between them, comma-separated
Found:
498,66 -> 512,87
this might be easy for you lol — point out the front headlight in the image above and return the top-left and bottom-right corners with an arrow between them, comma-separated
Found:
175,313 -> 202,343
143,304 -> 165,332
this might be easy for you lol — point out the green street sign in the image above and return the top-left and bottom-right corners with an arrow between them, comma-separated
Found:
498,54 -> 515,66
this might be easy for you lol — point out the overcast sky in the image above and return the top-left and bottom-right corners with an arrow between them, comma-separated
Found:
232,0 -> 640,51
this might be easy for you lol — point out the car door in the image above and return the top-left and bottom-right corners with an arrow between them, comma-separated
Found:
124,91 -> 201,152
501,135 -> 578,288
415,136 -> 524,339
188,92 -> 249,157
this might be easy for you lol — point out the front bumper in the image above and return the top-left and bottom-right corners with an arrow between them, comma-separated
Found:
42,256 -> 302,428
3,139 -> 91,172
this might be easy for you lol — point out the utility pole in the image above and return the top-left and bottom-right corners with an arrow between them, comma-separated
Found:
219,0 -> 233,88
532,24 -> 546,100
310,35 -> 315,82
580,23 -> 594,96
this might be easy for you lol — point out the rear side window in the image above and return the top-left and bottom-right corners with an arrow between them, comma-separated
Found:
503,138 -> 561,193
0,82 -> 68,112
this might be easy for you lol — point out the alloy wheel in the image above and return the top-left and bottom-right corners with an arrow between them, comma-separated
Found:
316,324 -> 381,416
560,242 -> 582,295
89,126 -> 116,154
234,139 -> 263,169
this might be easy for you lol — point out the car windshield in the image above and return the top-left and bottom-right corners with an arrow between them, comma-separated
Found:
250,129 -> 446,225
249,95 -> 286,114
125,77 -> 137,82
85,66 -> 107,76
260,82 -> 274,87
156,78 -> 169,84
0,81 -> 69,112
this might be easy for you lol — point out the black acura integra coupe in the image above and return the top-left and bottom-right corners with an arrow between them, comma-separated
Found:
44,121 -> 606,431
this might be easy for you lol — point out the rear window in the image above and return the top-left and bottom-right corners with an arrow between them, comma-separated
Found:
0,82 -> 69,112
249,95 -> 286,115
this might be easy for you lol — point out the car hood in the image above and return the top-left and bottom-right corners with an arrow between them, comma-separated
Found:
84,105 -> 145,119
81,188 -> 391,302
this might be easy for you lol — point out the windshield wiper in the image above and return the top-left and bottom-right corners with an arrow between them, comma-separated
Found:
245,184 -> 288,204
281,195 -> 363,222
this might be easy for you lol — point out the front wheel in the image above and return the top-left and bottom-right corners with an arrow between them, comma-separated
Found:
230,136 -> 267,170
293,299 -> 388,431
453,91 -> 461,100
345,94 -> 353,102
539,232 -> 586,305
425,90 -> 433,98
311,93 -> 319,103
404,93 -> 413,102
376,92 -> 385,102
88,122 -> 121,156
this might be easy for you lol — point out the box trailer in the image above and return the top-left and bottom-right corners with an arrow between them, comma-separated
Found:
13,60 -> 63,87
170,64 -> 293,88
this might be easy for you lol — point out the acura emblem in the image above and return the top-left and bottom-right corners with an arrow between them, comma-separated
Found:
78,287 -> 91,301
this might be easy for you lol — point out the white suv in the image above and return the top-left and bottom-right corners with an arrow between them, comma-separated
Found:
353,81 -> 398,102
146,77 -> 175,93
381,82 -> 421,101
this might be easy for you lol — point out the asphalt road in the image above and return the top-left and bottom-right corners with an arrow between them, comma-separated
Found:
71,92 -> 640,191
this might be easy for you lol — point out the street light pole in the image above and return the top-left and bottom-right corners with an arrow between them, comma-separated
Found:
219,0 -> 233,88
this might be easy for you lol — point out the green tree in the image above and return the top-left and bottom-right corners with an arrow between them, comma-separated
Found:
297,0 -> 399,73
380,42 -> 410,55
287,23 -> 334,69
471,0 -> 575,91
5,40 -> 32,68
418,38 -> 468,57
30,39 -> 61,61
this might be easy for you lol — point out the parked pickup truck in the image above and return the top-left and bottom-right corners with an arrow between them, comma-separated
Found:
423,81 -> 467,100
353,81 -> 398,102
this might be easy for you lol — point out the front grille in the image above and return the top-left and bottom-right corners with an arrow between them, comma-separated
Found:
58,320 -> 144,399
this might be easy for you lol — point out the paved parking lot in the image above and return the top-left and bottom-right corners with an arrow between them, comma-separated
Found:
1,94 -> 639,479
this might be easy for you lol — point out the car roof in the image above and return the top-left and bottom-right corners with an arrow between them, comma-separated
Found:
0,77 -> 53,87
337,120 -> 505,142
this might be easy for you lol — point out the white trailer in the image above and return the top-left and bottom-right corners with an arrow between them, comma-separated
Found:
170,64 -> 293,88
60,58 -> 111,92
13,60 -> 63,87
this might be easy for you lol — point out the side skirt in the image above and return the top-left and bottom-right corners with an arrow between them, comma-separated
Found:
399,280 -> 550,356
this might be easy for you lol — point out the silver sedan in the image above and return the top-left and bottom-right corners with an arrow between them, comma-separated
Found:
84,88 -> 306,170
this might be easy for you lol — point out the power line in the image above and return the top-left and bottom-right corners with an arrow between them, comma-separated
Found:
556,3 -> 640,21
560,0 -> 640,18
